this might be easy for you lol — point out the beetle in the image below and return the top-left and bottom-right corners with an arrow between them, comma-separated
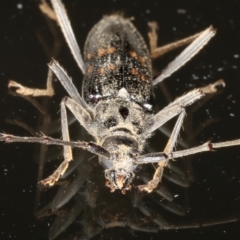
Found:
2,0 -> 240,196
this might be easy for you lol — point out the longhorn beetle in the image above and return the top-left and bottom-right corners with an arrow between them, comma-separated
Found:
2,0 -> 240,194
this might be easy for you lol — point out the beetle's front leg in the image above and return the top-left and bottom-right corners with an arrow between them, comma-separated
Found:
138,109 -> 186,193
39,98 -> 73,186
39,92 -> 96,186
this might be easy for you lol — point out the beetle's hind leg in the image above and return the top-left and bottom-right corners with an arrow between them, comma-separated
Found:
148,21 -> 202,59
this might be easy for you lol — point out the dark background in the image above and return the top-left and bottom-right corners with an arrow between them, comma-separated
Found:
1,0 -> 240,239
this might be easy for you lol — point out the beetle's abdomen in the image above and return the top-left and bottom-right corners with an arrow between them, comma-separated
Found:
83,15 -> 154,111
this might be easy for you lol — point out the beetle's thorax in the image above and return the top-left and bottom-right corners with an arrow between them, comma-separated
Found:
92,89 -> 150,144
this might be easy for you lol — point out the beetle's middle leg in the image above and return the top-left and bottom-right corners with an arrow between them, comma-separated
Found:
8,68 -> 55,98
138,109 -> 186,193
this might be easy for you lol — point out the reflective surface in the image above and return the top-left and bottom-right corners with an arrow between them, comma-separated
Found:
1,0 -> 240,239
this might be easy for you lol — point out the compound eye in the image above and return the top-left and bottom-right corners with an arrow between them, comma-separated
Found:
110,171 -> 115,178
126,173 -> 132,179
124,172 -> 133,187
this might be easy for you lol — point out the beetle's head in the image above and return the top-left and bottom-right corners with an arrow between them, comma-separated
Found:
105,168 -> 135,194
101,130 -> 140,194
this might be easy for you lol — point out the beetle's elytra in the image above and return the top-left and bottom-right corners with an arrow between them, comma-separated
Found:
83,15 -> 154,112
